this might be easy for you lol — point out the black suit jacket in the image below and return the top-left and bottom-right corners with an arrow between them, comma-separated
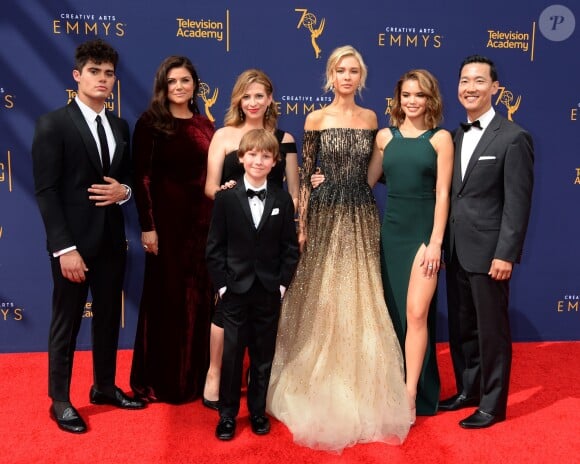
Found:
32,100 -> 131,258
205,181 -> 299,294
447,113 -> 534,273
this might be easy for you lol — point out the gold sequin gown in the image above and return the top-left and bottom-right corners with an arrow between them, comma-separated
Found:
267,129 -> 411,452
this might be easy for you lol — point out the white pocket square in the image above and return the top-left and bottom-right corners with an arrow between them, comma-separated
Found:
478,156 -> 496,160
271,208 -> 279,216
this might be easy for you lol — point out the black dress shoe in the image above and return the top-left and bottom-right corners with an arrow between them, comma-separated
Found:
50,405 -> 87,434
90,386 -> 146,409
250,415 -> 271,435
438,394 -> 479,411
216,417 -> 236,440
202,397 -> 220,411
459,409 -> 505,429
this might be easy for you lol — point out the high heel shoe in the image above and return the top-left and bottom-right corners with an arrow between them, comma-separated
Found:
202,397 -> 219,411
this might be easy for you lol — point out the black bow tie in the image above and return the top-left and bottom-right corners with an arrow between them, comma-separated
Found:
460,120 -> 482,131
247,189 -> 266,201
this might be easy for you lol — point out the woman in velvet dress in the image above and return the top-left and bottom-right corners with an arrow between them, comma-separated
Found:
201,69 -> 298,409
130,56 -> 215,403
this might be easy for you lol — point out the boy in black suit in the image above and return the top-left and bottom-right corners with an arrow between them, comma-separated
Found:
206,129 -> 299,440
32,39 -> 144,434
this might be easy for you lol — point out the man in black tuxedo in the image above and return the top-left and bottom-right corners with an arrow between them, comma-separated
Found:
32,39 -> 144,434
439,55 -> 534,428
206,129 -> 299,440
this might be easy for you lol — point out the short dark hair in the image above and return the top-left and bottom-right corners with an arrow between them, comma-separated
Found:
459,55 -> 498,82
74,39 -> 119,72
238,129 -> 280,162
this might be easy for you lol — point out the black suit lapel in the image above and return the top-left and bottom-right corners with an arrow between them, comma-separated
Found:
105,113 -> 125,175
453,129 -> 465,192
234,184 -> 256,229
461,114 -> 501,186
67,101 -> 105,175
256,190 -> 275,232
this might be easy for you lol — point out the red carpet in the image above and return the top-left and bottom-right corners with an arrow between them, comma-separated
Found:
1,342 -> 579,464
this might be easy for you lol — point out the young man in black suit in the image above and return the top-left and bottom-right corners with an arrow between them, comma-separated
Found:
32,39 -> 145,434
440,55 -> 534,428
206,129 -> 299,440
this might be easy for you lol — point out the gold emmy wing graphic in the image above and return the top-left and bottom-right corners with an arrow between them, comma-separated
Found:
198,82 -> 218,123
496,86 -> 521,121
296,9 -> 325,59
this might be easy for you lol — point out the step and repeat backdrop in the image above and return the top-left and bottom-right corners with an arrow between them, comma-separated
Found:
0,0 -> 578,351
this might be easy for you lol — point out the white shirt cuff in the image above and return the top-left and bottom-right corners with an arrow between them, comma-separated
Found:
53,246 -> 77,258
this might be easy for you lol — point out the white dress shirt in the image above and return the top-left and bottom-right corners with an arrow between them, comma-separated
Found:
244,176 -> 267,228
75,96 -> 116,165
460,107 -> 496,180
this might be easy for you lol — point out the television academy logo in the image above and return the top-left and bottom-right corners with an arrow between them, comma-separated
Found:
384,96 -> 394,118
65,81 -> 122,117
295,8 -> 325,59
83,291 -> 126,328
175,11 -> 230,51
0,150 -> 13,192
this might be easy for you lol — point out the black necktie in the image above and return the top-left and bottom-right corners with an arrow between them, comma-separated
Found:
96,115 -> 110,174
460,120 -> 482,132
247,189 -> 266,201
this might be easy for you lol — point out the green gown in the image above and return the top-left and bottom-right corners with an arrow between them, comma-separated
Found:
380,126 -> 441,415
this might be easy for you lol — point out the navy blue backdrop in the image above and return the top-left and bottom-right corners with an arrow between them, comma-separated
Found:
1,0 -> 578,352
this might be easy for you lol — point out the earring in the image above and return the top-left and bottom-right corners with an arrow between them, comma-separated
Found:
357,84 -> 362,91
239,108 -> 245,121
265,106 -> 270,120
190,96 -> 194,105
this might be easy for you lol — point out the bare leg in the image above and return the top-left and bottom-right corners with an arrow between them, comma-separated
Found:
203,323 -> 224,401
405,244 -> 438,424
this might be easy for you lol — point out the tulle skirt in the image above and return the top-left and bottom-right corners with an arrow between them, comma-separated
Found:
267,198 -> 411,452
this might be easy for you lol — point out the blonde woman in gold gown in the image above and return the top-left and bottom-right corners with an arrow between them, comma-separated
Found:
267,45 -> 410,452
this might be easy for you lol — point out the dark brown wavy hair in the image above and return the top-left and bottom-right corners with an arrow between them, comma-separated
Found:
144,56 -> 200,135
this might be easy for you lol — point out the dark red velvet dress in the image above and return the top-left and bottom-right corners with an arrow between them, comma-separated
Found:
130,114 -> 215,403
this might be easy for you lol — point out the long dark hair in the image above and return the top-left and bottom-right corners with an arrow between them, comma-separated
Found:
145,56 -> 200,135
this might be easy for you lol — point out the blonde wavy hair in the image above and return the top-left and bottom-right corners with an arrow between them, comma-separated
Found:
323,45 -> 368,95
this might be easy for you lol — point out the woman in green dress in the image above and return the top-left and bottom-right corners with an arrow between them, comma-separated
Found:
367,69 -> 453,422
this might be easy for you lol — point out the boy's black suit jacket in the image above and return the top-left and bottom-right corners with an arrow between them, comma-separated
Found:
206,179 -> 299,294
